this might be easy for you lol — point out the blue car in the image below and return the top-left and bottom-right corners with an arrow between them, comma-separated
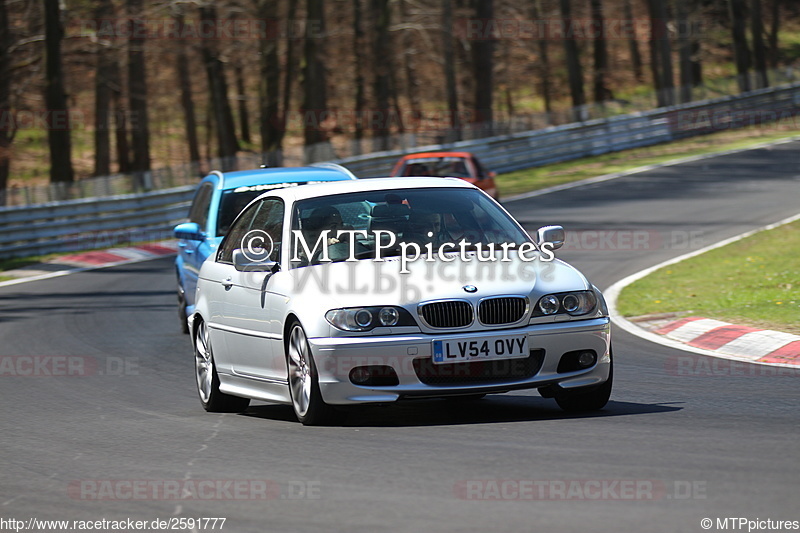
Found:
173,164 -> 357,333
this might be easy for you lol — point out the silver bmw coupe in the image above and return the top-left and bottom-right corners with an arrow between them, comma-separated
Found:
191,177 -> 612,424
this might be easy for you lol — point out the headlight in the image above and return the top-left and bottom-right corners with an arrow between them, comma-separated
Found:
326,306 -> 416,331
532,291 -> 597,317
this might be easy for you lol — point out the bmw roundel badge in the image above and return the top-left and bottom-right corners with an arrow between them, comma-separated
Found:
463,285 -> 478,293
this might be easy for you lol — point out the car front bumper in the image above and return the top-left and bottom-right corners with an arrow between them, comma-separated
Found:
307,317 -> 611,405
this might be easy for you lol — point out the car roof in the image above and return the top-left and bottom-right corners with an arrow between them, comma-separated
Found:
399,151 -> 473,161
205,167 -> 356,191
260,176 -> 475,204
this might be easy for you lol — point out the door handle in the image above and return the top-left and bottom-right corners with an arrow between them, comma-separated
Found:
222,277 -> 233,289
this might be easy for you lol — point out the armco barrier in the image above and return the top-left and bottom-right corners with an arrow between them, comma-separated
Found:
1,83 -> 798,259
0,186 -> 194,258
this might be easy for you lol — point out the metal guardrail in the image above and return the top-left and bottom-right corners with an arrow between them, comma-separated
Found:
334,83 -> 800,177
0,186 -> 194,258
1,83 -> 798,259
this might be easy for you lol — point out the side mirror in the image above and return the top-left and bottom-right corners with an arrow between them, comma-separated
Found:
174,222 -> 204,241
536,225 -> 565,251
232,249 -> 278,273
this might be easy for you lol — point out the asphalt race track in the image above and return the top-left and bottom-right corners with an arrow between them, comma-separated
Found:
1,142 -> 799,533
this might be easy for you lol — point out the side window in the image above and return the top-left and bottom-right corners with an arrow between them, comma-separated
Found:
218,202 -> 260,264
249,199 -> 285,262
188,183 -> 214,229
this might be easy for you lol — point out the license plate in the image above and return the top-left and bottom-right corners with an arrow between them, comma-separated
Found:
432,335 -> 529,365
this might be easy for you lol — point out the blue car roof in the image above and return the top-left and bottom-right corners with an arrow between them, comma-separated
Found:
211,167 -> 354,190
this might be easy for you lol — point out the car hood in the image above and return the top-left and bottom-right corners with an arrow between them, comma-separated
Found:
277,253 -> 590,310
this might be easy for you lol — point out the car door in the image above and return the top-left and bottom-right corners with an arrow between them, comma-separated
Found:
180,182 -> 214,308
218,198 -> 286,382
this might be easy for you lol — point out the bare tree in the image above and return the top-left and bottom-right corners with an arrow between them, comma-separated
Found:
370,0 -> 392,149
257,0 -> 281,165
590,0 -> 612,103
728,0 -> 751,92
530,0 -> 552,116
353,0 -> 367,149
560,0 -> 585,117
750,0 -> 768,88
675,0 -> 693,103
303,0 -> 329,155
441,0 -> 461,139
623,0 -> 643,82
767,0 -> 780,68
128,0 -> 151,175
43,0 -> 73,184
109,61 -> 131,173
472,0 -> 495,128
93,0 -> 114,177
234,65 -> 251,145
173,8 -> 200,167
648,0 -> 675,106
0,0 -> 12,203
199,4 -> 239,168
399,0 -> 420,121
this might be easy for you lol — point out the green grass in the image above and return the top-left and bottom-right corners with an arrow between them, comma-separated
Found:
497,127 -> 800,198
617,220 -> 800,335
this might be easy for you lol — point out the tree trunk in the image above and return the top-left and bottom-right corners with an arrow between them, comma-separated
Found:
560,0 -> 585,118
199,5 -> 239,169
109,61 -> 131,174
442,0 -> 461,139
648,0 -> 675,106
128,0 -> 151,175
400,0 -> 419,123
303,0 -> 329,155
623,0 -> 643,83
0,0 -> 12,204
675,0 -> 693,103
767,0 -> 780,68
591,0 -> 612,103
43,0 -> 74,184
472,0 -> 495,129
531,0 -> 552,117
370,0 -> 392,150
728,0 -> 751,92
173,10 -> 201,167
258,0 -> 281,165
279,0 -> 299,158
234,65 -> 251,144
93,0 -> 113,177
354,0 -> 367,148
750,0 -> 768,88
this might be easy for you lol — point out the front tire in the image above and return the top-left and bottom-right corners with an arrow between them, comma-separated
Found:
194,319 -> 250,413
554,356 -> 613,413
286,322 -> 336,425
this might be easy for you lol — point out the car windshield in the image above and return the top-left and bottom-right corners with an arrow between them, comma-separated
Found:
402,157 -> 471,178
217,181 -> 324,236
290,187 -> 530,267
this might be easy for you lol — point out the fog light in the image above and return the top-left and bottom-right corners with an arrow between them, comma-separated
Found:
577,351 -> 597,368
350,367 -> 371,384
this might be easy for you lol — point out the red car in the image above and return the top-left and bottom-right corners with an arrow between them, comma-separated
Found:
390,151 -> 499,199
